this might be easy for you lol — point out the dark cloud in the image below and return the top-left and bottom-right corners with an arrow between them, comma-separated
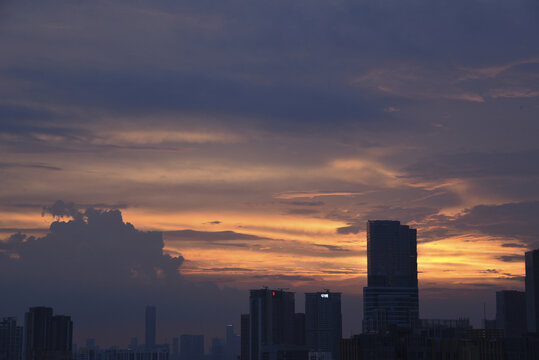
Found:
502,243 -> 527,248
0,204 -> 246,347
285,209 -> 320,215
42,200 -> 79,218
203,267 -> 254,272
337,226 -> 361,235
450,201 -> 539,246
206,220 -> 222,225
280,201 -> 325,206
313,244 -> 350,252
253,274 -> 315,282
165,230 -> 270,242
498,255 -> 524,263
0,162 -> 62,171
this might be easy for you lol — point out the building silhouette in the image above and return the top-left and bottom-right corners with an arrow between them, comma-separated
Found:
526,249 -> 539,333
0,317 -> 23,360
180,334 -> 204,360
23,307 -> 72,360
240,315 -> 249,360
225,325 -> 240,360
305,291 -> 342,360
248,288 -> 307,360
362,220 -> 418,333
145,305 -> 157,348
496,290 -> 526,338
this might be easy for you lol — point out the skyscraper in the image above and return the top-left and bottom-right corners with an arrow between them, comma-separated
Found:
0,317 -> 23,360
305,291 -> 342,360
526,249 -> 539,333
23,307 -> 72,360
363,220 -> 418,333
240,314 -> 249,360
145,305 -> 157,348
248,288 -> 306,360
496,290 -> 526,338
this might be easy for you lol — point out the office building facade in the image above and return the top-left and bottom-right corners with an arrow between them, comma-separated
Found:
363,220 -> 418,333
305,291 -> 341,360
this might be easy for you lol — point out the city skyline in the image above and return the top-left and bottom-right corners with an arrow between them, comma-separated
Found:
1,0 -> 538,350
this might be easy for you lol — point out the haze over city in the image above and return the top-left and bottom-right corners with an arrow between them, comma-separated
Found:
1,0 -> 539,350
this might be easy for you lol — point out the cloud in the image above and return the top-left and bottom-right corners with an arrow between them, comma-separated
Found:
313,244 -> 350,252
449,201 -> 539,246
275,191 -> 367,199
0,203 -> 245,347
280,200 -> 325,206
498,255 -> 524,263
285,209 -> 320,215
337,226 -> 361,235
502,243 -> 527,248
164,230 -> 270,242
253,274 -> 315,281
0,162 -> 62,171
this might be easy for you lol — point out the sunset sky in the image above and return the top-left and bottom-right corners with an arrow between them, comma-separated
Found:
1,0 -> 539,347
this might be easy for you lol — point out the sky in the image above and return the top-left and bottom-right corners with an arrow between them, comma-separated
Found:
1,0 -> 539,348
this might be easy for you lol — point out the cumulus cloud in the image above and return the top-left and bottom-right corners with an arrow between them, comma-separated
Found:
0,203 -> 245,346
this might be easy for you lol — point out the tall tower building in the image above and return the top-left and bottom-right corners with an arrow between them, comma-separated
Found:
145,305 -> 157,348
23,307 -> 72,360
24,307 -> 53,360
362,220 -> 418,333
526,249 -> 539,333
0,317 -> 23,360
305,291 -> 342,360
496,290 -> 526,338
249,288 -> 303,360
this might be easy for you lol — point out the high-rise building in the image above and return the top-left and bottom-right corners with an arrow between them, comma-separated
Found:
0,317 -> 23,360
172,337 -> 179,360
362,220 -> 419,333
526,249 -> 539,333
225,325 -> 240,360
145,305 -> 157,348
496,290 -> 526,338
305,291 -> 342,360
240,315 -> 249,360
248,288 -> 306,360
180,335 -> 204,360
23,307 -> 72,360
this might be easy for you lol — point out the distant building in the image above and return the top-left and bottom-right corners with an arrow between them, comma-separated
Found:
225,325 -> 240,360
24,306 -> 72,360
526,249 -> 539,333
145,306 -> 157,348
210,338 -> 225,360
0,317 -> 23,360
172,337 -> 179,360
305,291 -> 342,360
180,335 -> 204,360
496,290 -> 526,338
240,315 -> 249,360
363,220 -> 418,333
